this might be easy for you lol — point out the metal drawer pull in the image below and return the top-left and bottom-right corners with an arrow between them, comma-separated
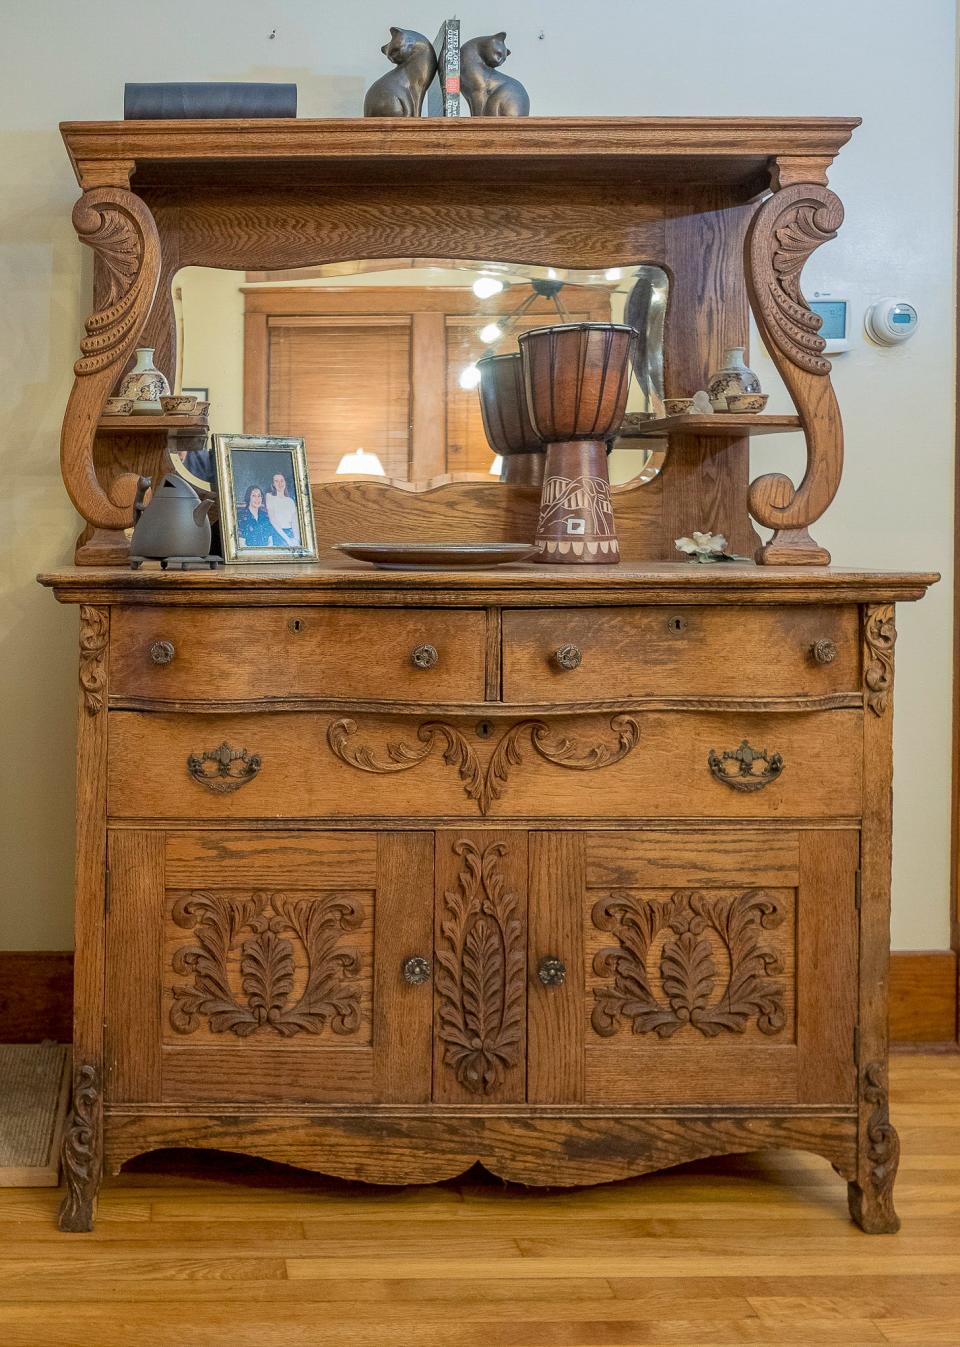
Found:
537,955 -> 566,987
411,644 -> 439,669
402,955 -> 432,985
707,739 -> 784,793
553,644 -> 582,671
811,638 -> 838,665
187,742 -> 262,794
149,640 -> 175,665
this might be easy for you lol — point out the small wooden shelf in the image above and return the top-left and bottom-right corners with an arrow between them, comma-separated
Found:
97,415 -> 208,433
622,414 -> 802,439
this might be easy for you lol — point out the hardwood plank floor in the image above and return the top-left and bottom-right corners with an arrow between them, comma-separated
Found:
0,1053 -> 956,1347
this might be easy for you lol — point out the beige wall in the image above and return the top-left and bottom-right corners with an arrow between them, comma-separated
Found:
0,0 -> 955,949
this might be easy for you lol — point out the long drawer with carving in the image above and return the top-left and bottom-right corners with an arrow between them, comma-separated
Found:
109,605 -> 488,704
106,708 -> 864,821
502,605 -> 860,702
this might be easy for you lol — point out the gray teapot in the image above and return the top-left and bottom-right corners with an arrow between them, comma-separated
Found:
131,473 -> 215,559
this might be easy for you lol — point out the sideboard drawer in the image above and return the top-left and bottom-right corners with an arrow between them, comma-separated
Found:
107,709 -> 863,821
502,605 -> 860,702
110,606 -> 487,703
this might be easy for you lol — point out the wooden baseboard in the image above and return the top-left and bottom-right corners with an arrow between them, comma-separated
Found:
1,949 -> 956,1046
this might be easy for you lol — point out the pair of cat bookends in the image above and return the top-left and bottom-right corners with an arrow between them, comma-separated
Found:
364,28 -> 529,118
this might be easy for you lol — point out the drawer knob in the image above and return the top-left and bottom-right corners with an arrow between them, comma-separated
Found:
811,638 -> 838,665
707,739 -> 784,793
187,742 -> 261,794
537,956 -> 566,987
149,640 -> 175,666
402,955 -> 432,985
411,644 -> 439,670
553,644 -> 582,671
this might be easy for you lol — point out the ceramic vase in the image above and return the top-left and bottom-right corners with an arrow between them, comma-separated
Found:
477,352 -> 545,488
118,348 -> 171,413
518,322 -> 636,565
706,346 -> 760,410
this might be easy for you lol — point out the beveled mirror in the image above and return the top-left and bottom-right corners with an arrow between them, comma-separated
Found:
170,259 -> 668,491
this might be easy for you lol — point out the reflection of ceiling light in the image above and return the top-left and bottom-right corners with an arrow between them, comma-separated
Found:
478,322 -> 503,344
489,455 -> 503,476
459,363 -> 482,390
546,268 -> 558,279
605,267 -> 623,281
336,448 -> 385,475
472,277 -> 503,299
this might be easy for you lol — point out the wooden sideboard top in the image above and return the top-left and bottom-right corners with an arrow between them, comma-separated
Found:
38,561 -> 938,606
60,116 -> 861,192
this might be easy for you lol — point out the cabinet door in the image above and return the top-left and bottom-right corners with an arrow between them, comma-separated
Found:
105,830 -> 433,1105
528,829 -> 858,1107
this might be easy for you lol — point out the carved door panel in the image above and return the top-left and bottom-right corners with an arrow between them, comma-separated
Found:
105,829 -> 433,1105
528,828 -> 859,1107
432,830 -> 529,1104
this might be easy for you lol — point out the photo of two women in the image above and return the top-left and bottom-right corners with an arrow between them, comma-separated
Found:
233,450 -> 302,550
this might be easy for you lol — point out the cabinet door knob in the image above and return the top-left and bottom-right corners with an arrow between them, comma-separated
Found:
411,644 -> 439,670
537,955 -> 566,986
811,638 -> 837,665
402,955 -> 432,985
149,640 -> 175,665
553,644 -> 582,671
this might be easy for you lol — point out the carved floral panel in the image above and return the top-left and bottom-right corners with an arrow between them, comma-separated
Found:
588,887 -> 796,1042
163,888 -> 372,1044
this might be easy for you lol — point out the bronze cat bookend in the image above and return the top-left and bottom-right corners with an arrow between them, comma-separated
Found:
460,32 -> 530,116
363,27 -> 438,117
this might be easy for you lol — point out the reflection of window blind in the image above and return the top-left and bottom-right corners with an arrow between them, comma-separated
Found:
267,319 -> 411,479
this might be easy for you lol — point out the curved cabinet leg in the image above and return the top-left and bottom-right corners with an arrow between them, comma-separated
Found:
61,187 -> 161,541
745,183 -> 844,565
848,1061 -> 901,1234
58,1063 -> 103,1233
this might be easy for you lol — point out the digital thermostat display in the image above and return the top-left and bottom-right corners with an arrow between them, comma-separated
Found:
892,310 -> 913,324
810,300 -> 847,340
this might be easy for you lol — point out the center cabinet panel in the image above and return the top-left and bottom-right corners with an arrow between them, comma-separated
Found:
104,830 -> 434,1105
107,709 -> 864,821
109,605 -> 488,704
528,828 -> 860,1107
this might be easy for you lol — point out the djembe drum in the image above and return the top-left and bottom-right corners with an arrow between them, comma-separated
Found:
476,352 -> 545,487
518,322 -> 637,564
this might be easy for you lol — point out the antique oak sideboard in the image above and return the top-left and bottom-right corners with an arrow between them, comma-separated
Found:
40,116 -> 937,1231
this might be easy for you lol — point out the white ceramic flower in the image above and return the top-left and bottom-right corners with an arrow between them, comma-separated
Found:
675,530 -> 729,561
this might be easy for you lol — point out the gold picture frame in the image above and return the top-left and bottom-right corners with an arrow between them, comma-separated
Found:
213,434 -> 318,564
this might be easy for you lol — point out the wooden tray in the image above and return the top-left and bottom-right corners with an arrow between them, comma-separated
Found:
333,542 -> 538,570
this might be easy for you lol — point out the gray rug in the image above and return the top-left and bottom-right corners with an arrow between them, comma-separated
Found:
0,1042 -> 70,1185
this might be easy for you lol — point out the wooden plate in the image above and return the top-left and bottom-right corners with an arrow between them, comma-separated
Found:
333,542 -> 538,570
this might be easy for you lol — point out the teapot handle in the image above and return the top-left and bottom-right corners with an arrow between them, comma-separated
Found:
133,475 -> 152,517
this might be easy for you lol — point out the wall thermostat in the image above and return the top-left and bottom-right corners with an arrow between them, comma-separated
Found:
865,298 -> 918,346
809,292 -> 850,353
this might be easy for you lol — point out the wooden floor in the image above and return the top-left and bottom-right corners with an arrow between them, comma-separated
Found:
0,1054 -> 957,1347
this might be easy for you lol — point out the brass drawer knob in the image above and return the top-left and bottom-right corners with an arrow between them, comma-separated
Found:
811,638 -> 838,665
187,742 -> 261,794
707,739 -> 783,793
149,640 -> 175,665
537,955 -> 566,987
553,644 -> 582,671
411,644 -> 439,670
402,955 -> 432,985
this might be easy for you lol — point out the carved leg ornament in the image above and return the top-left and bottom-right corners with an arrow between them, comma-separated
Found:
848,1061 -> 901,1234
745,182 -> 844,565
61,187 -> 162,539
58,1063 -> 103,1233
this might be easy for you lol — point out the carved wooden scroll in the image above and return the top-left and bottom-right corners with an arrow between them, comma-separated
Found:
848,1060 -> 901,1233
61,188 -> 161,532
863,605 -> 896,716
78,605 -> 108,714
745,183 -> 844,565
58,1062 -> 102,1233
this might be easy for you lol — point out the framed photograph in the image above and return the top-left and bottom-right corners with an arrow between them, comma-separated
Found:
213,434 -> 318,563
182,385 -> 209,402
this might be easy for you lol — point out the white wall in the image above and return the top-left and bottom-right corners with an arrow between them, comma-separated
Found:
0,0 -> 954,948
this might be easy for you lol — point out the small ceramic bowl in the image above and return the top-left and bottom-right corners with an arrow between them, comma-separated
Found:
103,396 -> 135,416
193,400 -> 210,419
160,394 -> 198,415
664,397 -> 695,416
725,393 -> 768,414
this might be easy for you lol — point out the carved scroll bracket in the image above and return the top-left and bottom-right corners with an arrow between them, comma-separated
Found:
848,1060 -> 901,1233
60,187 -> 162,533
863,605 -> 896,716
745,182 -> 844,565
78,605 -> 108,714
58,1062 -> 102,1233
